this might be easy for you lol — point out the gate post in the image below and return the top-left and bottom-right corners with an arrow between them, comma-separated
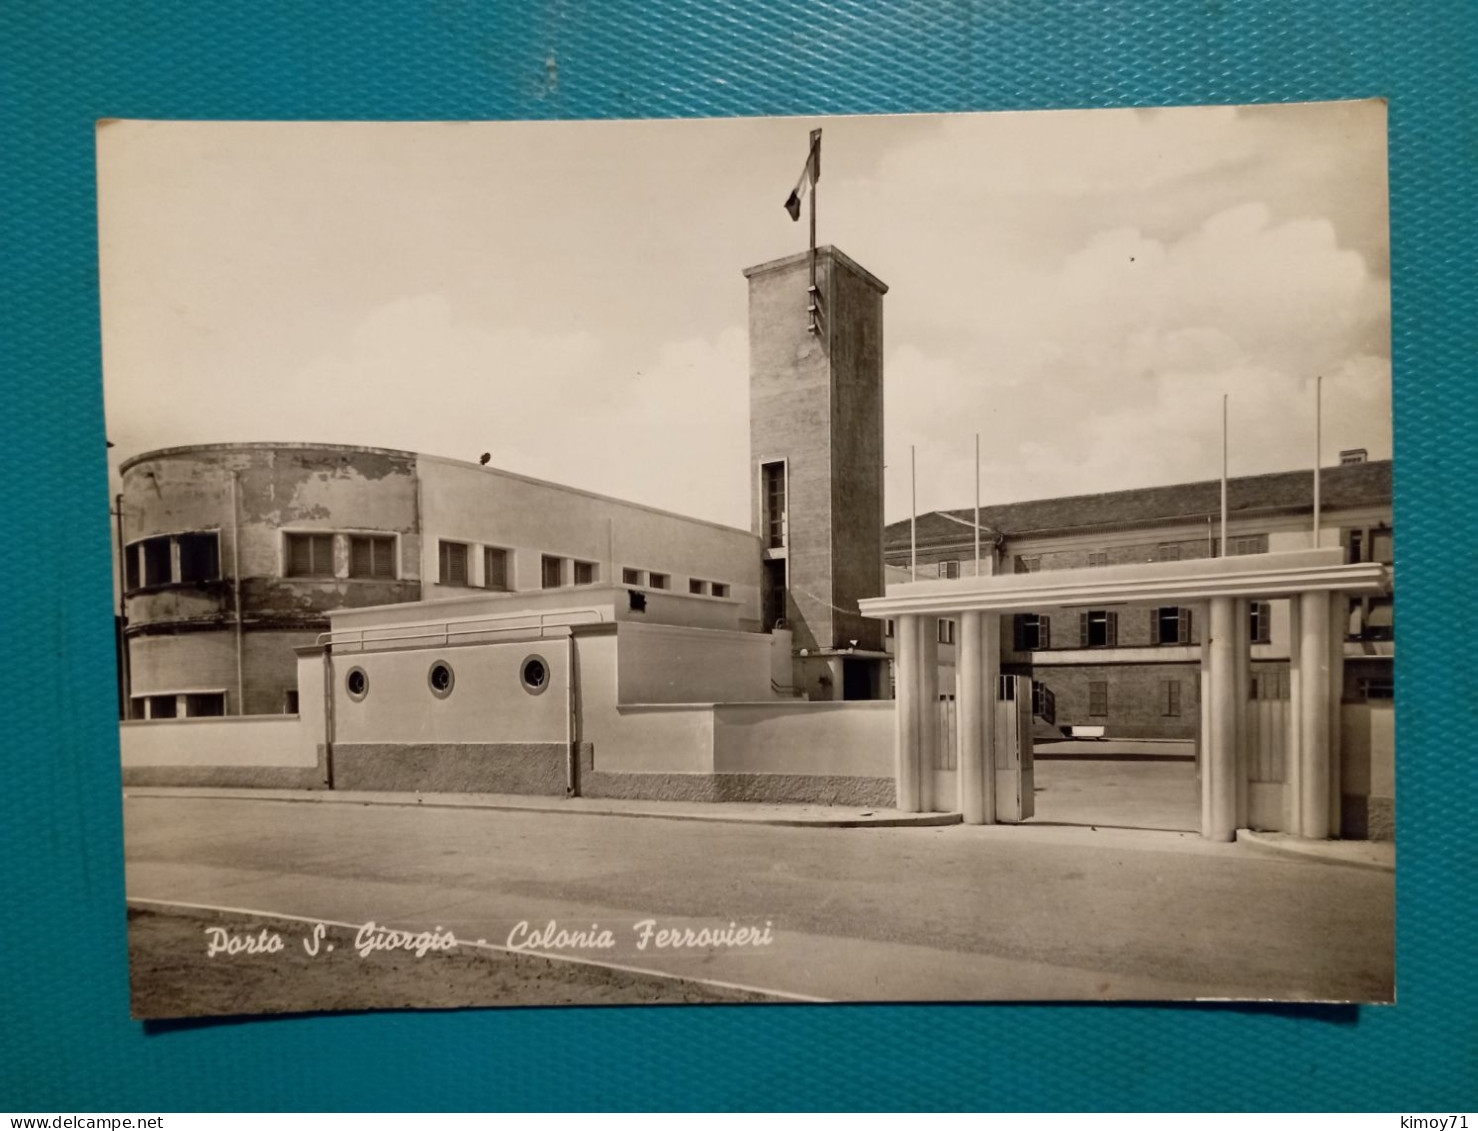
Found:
957,610 -> 993,824
919,616 -> 940,811
1297,590 -> 1332,839
894,613 -> 920,813
1204,595 -> 1238,841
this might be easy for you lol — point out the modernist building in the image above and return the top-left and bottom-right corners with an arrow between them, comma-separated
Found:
117,245 -> 891,722
118,444 -> 764,720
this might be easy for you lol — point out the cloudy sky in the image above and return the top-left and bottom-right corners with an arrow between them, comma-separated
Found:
97,102 -> 1390,528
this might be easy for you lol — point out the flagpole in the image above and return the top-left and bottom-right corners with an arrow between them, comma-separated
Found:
808,129 -> 820,335
1220,394 -> 1229,558
910,444 -> 917,582
973,433 -> 980,576
1313,375 -> 1322,547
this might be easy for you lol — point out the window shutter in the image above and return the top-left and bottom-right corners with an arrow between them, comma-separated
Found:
1040,616 -> 1051,649
1150,609 -> 1161,645
1106,611 -> 1118,647
1078,612 -> 1089,648
351,537 -> 372,578
289,535 -> 310,577
1180,607 -> 1194,644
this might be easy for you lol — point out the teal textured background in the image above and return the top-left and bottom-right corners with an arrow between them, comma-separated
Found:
2,0 -> 1474,1112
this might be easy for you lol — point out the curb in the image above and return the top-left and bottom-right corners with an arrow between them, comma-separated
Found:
1235,829 -> 1395,872
123,787 -> 963,830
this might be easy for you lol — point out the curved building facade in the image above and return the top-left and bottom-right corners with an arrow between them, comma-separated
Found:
119,443 -> 422,718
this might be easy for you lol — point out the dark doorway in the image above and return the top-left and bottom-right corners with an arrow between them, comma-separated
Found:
842,659 -> 873,701
762,559 -> 788,631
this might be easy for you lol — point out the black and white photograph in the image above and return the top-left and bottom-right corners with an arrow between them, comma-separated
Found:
99,102 -> 1395,1019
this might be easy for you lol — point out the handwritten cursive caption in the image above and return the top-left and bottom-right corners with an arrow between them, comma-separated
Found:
203,919 -> 776,959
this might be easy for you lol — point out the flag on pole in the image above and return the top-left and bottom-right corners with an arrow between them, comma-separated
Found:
784,129 -> 821,220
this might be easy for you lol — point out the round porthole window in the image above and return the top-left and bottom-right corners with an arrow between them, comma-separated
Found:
521,654 -> 550,696
345,667 -> 369,701
428,660 -> 455,698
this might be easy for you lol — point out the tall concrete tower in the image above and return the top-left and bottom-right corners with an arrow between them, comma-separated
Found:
743,245 -> 888,700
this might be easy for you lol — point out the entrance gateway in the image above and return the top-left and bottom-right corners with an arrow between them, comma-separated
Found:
859,547 -> 1387,841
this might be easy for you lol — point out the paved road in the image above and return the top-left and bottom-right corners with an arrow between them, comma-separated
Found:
1032,757 -> 1199,832
123,793 -> 1394,1005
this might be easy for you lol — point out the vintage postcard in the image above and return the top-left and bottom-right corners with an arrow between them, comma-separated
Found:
98,103 -> 1393,1019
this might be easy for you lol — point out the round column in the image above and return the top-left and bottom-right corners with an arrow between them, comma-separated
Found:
894,613 -> 920,813
1298,590 -> 1332,839
957,611 -> 985,823
1204,595 -> 1238,841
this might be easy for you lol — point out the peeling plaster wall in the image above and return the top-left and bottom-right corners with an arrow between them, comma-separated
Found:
119,444 -> 422,715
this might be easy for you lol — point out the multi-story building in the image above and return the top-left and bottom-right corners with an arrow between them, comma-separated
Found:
117,443 -> 764,719
883,453 -> 1394,739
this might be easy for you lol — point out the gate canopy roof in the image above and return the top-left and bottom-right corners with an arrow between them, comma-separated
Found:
860,548 -> 1388,618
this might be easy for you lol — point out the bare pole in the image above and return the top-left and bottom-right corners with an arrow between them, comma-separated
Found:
910,444 -> 917,581
1220,395 -> 1229,558
1313,375 -> 1323,546
114,495 -> 130,717
973,432 -> 981,575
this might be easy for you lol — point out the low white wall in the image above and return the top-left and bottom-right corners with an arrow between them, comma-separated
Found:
712,702 -> 894,777
120,715 -> 315,768
577,634 -> 715,773
332,637 -> 571,745
1342,701 -> 1395,798
616,622 -> 778,704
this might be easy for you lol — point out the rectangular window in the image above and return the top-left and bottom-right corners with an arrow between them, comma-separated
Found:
176,532 -> 221,583
761,462 -> 787,549
938,560 -> 960,579
689,578 -> 705,595
349,534 -> 396,579
1347,530 -> 1364,564
1228,533 -> 1269,556
483,547 -> 509,590
648,572 -> 669,590
184,692 -> 225,717
283,689 -> 300,715
711,582 -> 729,598
141,536 -> 172,587
438,540 -> 469,586
1250,601 -> 1272,645
1369,530 -> 1393,564
1157,543 -> 1182,562
1088,681 -> 1109,717
1080,610 -> 1118,648
1031,681 -> 1056,724
147,694 -> 178,719
1152,606 -> 1194,645
1357,677 -> 1394,701
622,567 -> 643,586
1014,555 -> 1041,574
1014,613 -> 1051,651
938,619 -> 955,645
541,555 -> 564,589
287,532 -> 335,578
1162,680 -> 1180,717
573,561 -> 597,586
1087,551 -> 1108,567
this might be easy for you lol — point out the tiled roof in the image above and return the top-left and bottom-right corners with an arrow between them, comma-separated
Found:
884,460 -> 1392,550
